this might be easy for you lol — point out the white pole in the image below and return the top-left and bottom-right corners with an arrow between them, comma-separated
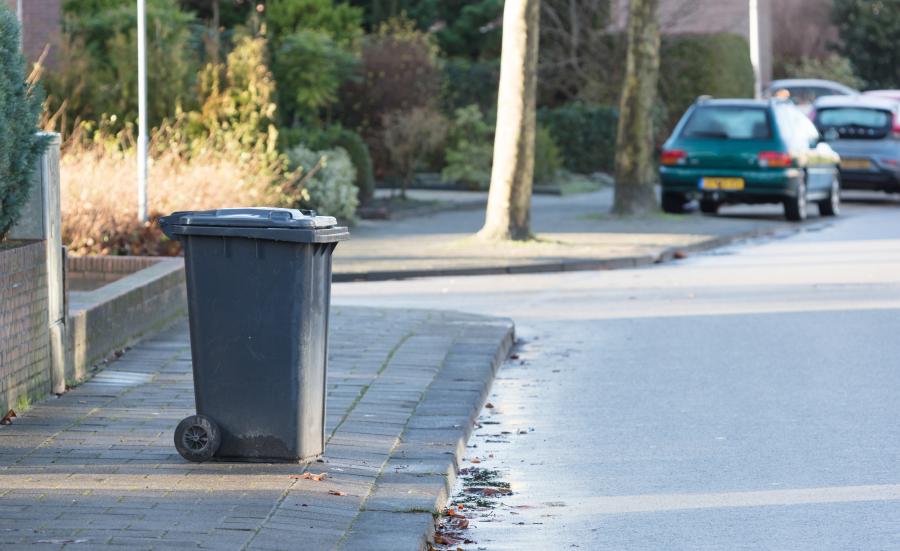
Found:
137,0 -> 148,222
749,0 -> 762,99
15,0 -> 22,49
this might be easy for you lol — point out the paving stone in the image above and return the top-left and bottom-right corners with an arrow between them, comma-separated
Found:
337,510 -> 434,551
0,307 -> 513,550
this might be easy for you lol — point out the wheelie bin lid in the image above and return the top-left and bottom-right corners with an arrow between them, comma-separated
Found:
158,208 -> 349,243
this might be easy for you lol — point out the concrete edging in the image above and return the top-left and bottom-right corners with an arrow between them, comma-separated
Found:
66,258 -> 186,384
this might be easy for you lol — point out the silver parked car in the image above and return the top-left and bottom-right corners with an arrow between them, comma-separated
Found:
813,95 -> 900,193
767,79 -> 859,117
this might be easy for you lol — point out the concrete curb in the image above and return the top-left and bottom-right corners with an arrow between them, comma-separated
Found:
337,317 -> 516,551
333,222 -> 800,282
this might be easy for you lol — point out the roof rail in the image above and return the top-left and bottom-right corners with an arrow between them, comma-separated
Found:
695,95 -> 713,103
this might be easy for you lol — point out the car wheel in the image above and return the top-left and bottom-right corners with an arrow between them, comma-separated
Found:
784,177 -> 808,222
699,199 -> 719,215
818,175 -> 841,217
661,192 -> 687,214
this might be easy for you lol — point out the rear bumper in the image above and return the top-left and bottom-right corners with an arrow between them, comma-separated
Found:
840,168 -> 900,192
660,167 -> 801,203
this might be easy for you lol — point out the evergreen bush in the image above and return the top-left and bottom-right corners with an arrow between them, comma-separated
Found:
539,103 -> 618,174
0,5 -> 49,239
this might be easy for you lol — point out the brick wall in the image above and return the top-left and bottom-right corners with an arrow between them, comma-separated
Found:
4,0 -> 61,67
67,256 -> 161,289
0,241 -> 50,413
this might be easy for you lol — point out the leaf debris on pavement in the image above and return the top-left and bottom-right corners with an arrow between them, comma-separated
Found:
0,409 -> 16,425
290,472 -> 327,481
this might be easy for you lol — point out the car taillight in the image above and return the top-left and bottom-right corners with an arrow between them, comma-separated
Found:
661,149 -> 687,166
893,113 -> 900,138
758,151 -> 793,168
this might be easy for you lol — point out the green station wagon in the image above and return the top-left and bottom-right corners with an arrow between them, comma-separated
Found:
660,98 -> 842,221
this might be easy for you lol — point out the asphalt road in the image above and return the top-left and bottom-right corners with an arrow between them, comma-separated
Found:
333,195 -> 900,550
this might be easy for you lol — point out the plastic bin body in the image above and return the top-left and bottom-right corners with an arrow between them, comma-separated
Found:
160,209 -> 348,462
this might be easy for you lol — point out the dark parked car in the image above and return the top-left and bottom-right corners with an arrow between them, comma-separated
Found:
660,98 -> 841,221
813,95 -> 900,193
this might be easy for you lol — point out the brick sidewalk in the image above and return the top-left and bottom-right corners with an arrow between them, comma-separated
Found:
0,307 -> 513,550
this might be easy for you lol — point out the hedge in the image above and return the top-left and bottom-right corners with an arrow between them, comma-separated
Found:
658,33 -> 755,137
539,103 -> 618,174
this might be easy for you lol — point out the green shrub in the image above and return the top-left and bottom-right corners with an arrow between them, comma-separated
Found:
332,129 -> 376,204
441,58 -> 499,114
0,5 -> 49,239
286,145 -> 359,221
266,0 -> 364,48
533,126 -> 562,185
833,0 -> 900,89
271,29 -> 357,125
280,125 -> 376,204
781,54 -> 865,90
50,0 -> 198,130
539,102 -> 618,174
658,33 -> 754,136
441,104 -> 493,190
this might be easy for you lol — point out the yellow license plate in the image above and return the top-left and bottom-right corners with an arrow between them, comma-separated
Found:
701,177 -> 745,191
841,158 -> 871,170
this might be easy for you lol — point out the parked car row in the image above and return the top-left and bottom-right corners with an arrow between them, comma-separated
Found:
659,81 -> 900,222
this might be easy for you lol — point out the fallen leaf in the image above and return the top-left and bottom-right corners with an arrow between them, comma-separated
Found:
290,472 -> 327,481
0,410 -> 16,425
673,250 -> 688,259
470,457 -> 481,464
455,518 -> 469,529
510,354 -> 520,360
328,490 -> 346,496
484,403 -> 494,409
517,429 -> 528,435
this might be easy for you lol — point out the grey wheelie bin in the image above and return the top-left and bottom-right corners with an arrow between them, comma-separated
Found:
158,208 -> 349,463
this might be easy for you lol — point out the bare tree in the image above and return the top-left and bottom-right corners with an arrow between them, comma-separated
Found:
479,0 -> 542,241
612,0 -> 659,215
538,0 -> 700,106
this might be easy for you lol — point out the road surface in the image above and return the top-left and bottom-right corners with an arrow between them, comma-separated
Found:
333,196 -> 900,550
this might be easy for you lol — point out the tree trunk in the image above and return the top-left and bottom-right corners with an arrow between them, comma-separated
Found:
612,0 -> 660,215
479,0 -> 541,241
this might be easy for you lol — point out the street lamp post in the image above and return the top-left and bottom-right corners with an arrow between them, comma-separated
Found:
749,0 -> 762,99
137,0 -> 148,222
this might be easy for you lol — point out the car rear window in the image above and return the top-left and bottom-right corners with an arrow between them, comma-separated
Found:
680,106 -> 772,140
816,107 -> 892,139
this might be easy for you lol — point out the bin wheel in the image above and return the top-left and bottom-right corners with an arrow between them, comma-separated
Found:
175,415 -> 221,462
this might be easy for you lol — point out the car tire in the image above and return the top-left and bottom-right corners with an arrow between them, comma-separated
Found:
784,177 -> 808,222
818,175 -> 841,217
699,199 -> 719,215
661,192 -> 687,214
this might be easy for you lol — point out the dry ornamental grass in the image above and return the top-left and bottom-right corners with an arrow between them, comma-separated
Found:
61,141 -> 293,257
